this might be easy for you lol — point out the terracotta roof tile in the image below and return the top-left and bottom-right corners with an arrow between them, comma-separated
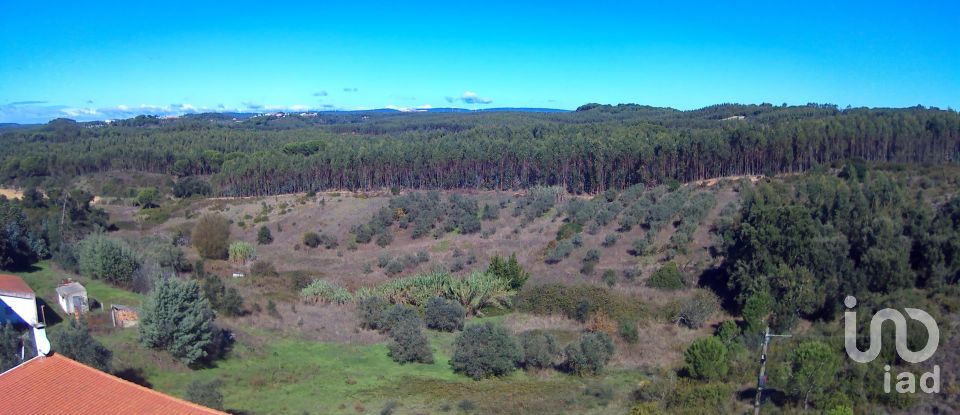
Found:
0,354 -> 225,415
0,274 -> 34,299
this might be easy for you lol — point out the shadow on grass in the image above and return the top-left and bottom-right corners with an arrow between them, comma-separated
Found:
113,367 -> 153,388
36,298 -> 64,327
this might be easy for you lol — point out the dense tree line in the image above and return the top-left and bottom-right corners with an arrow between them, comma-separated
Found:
0,105 -> 957,196
721,164 -> 960,330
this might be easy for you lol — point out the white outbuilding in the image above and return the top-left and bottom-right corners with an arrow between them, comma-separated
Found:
56,281 -> 88,315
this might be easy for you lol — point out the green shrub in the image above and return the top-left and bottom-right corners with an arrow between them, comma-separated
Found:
257,225 -> 274,245
486,253 -> 530,290
356,296 -> 390,331
51,319 -> 112,372
185,379 -> 224,410
515,283 -> 644,323
602,270 -> 617,287
518,330 -> 559,370
387,318 -> 433,364
424,297 -> 465,332
602,234 -> 619,247
581,249 -> 600,275
683,336 -> 728,380
78,233 -> 140,286
545,240 -> 575,264
716,320 -> 740,345
376,231 -> 394,247
302,232 -> 322,248
562,332 -> 615,376
193,215 -> 231,259
556,222 -> 582,241
619,321 -> 639,344
647,262 -> 683,290
382,304 -> 421,333
250,260 -> 278,278
665,379 -> 734,413
450,322 -> 521,380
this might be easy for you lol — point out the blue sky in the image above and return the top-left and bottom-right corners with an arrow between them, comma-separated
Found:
1,1 -> 958,123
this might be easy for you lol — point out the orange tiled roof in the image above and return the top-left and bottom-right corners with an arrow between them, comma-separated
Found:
0,274 -> 34,299
0,353 -> 225,415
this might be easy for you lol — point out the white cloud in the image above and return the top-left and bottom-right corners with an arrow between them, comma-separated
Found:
460,91 -> 493,105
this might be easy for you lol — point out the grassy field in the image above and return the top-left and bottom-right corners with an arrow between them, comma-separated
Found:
96,322 -> 640,415
14,261 -> 640,414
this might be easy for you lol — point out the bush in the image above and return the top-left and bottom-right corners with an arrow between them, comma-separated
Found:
250,260 -> 278,278
515,283 -> 644,323
647,262 -> 683,290
382,304 -> 421,333
619,320 -> 639,343
676,291 -> 720,329
257,226 -> 274,245
385,260 -> 404,276
716,320 -> 740,345
173,177 -> 212,198
357,296 -> 390,331
450,322 -> 521,380
78,234 -> 140,286
139,277 -> 216,366
51,319 -> 112,372
194,215 -> 231,259
683,336 -> 728,380
562,332 -> 615,376
602,234 -> 619,247
631,238 -> 650,256
387,318 -> 434,364
424,297 -> 465,332
376,231 -> 394,247
602,269 -> 617,287
581,249 -> 601,275
185,379 -> 223,410
302,232 -> 322,248
486,253 -> 530,290
135,187 -> 161,208
545,240 -> 575,264
518,330 -> 559,370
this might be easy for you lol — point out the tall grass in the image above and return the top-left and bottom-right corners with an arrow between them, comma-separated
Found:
365,271 -> 512,316
300,280 -> 352,305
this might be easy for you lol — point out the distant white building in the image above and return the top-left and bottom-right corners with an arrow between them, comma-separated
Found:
56,281 -> 88,315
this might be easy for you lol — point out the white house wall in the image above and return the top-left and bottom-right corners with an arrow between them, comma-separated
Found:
0,295 -> 38,326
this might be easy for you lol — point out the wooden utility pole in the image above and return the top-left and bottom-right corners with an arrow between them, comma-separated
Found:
753,326 -> 792,415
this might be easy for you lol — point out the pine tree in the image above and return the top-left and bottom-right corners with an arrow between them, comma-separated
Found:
139,277 -> 216,366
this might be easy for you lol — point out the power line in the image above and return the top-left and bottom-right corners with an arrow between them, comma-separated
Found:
754,326 -> 792,415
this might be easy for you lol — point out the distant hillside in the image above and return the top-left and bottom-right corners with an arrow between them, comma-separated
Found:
0,103 -> 957,197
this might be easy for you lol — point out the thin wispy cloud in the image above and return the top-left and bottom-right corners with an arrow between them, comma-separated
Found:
9,100 -> 48,105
